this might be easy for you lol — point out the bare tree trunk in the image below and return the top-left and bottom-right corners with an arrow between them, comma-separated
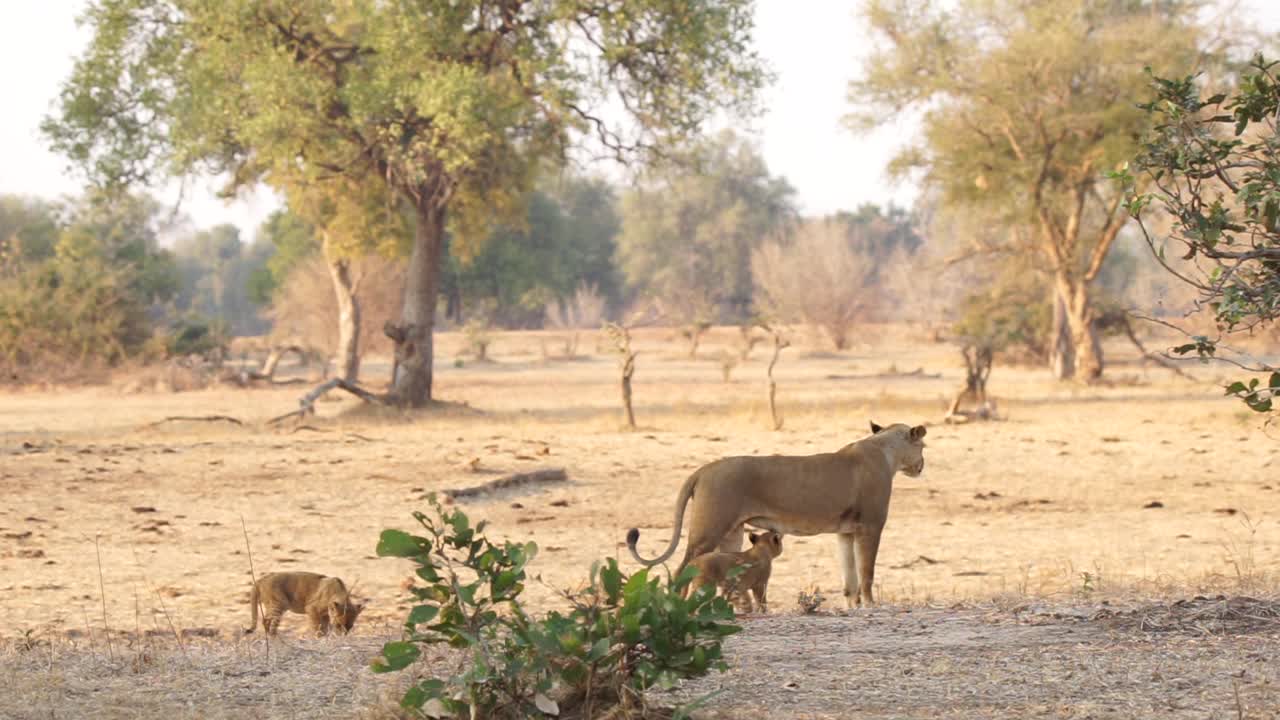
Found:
1050,286 -> 1075,380
621,351 -> 636,429
1056,275 -> 1103,382
259,345 -> 306,380
946,344 -> 995,422
387,201 -> 445,407
605,323 -> 638,429
322,233 -> 361,384
684,321 -> 710,359
1068,287 -> 1103,382
764,326 -> 789,430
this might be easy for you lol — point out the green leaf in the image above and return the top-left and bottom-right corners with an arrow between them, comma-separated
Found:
622,570 -> 650,604
587,636 -> 612,661
600,560 -> 624,600
372,641 -> 421,673
399,684 -> 428,710
407,605 -> 440,626
376,529 -> 424,557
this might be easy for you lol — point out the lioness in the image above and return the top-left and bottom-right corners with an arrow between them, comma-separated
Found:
627,421 -> 926,608
244,571 -> 365,636
683,530 -> 783,613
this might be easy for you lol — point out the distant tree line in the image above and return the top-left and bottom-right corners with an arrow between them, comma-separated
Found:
1,132 -> 926,384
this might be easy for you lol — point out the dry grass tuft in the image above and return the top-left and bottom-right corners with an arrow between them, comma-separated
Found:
1093,594 -> 1280,635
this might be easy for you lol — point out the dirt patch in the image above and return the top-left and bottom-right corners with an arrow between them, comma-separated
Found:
670,601 -> 1280,719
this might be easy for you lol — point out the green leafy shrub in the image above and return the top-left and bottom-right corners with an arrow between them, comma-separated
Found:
372,495 -> 740,719
0,256 -> 155,377
1114,56 -> 1280,414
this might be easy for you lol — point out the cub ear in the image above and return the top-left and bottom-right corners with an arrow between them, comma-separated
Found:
331,600 -> 343,612
910,425 -> 927,441
748,532 -> 761,545
870,421 -> 885,434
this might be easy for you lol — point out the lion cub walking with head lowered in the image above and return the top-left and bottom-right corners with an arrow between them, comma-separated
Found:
245,571 -> 365,636
682,531 -> 783,613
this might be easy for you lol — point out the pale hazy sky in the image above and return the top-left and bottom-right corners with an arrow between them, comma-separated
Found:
2,1 -> 1278,243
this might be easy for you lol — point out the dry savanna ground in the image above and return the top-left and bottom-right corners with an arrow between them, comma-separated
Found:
2,324 -> 1279,719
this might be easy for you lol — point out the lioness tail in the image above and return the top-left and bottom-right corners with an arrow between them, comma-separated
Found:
626,470 -> 698,567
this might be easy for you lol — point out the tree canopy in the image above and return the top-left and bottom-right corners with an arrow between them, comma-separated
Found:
443,174 -> 622,327
45,0 -> 769,405
616,131 -> 795,324
850,0 -> 1206,380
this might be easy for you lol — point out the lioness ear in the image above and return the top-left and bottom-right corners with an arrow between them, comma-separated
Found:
910,425 -> 927,441
870,421 -> 884,434
748,532 -> 760,545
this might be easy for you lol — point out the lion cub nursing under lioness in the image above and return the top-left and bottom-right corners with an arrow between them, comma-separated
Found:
245,572 -> 365,636
682,531 -> 783,613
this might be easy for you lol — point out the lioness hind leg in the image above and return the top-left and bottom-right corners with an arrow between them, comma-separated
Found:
678,521 -> 743,574
837,533 -> 859,609
853,527 -> 883,607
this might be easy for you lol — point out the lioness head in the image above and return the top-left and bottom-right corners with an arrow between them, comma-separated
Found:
747,530 -> 784,559
870,421 -> 927,477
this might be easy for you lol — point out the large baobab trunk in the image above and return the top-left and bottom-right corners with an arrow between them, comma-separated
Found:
386,201 -> 445,407
322,233 -> 361,384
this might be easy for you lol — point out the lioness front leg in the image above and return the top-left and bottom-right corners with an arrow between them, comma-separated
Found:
853,525 -> 883,607
306,607 -> 330,636
264,606 -> 286,636
837,532 -> 859,609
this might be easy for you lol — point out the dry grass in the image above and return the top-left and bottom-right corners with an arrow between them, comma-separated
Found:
0,632 -> 416,720
2,323 -> 1278,718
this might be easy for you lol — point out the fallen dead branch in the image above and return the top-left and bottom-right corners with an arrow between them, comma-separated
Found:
441,468 -> 568,501
266,378 -> 387,426
826,367 -> 942,380
218,345 -> 318,388
143,415 -> 245,429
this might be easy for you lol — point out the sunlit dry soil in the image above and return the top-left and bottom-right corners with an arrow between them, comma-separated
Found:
2,325 -> 1278,718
